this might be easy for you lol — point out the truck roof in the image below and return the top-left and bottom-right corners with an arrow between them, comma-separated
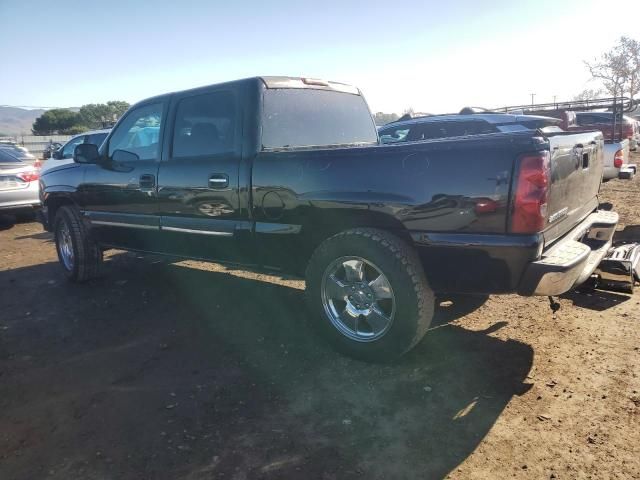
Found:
130,76 -> 361,110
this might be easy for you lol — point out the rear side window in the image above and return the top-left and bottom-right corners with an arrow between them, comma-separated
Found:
172,91 -> 237,158
262,89 -> 378,149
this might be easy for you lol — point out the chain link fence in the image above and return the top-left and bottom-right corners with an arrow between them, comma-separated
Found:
0,134 -> 72,158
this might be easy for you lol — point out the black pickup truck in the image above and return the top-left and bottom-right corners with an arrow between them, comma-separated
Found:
39,76 -> 618,361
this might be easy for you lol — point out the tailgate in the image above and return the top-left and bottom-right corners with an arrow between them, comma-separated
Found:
543,132 -> 604,246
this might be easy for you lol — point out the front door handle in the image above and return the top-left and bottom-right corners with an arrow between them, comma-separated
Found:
209,174 -> 229,189
139,174 -> 155,189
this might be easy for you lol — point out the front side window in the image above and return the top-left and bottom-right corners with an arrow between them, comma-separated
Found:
262,89 -> 378,149
108,103 -> 163,161
61,135 -> 85,159
172,91 -> 236,158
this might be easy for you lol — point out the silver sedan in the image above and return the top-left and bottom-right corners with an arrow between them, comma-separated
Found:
0,149 -> 40,215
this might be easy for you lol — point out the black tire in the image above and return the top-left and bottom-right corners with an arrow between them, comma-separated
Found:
305,228 -> 434,362
54,205 -> 102,282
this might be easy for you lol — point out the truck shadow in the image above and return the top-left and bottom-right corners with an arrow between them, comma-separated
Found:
0,212 -> 39,232
562,288 -> 632,311
613,224 -> 640,243
0,254 -> 533,480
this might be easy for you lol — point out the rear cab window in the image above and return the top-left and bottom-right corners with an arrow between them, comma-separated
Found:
380,120 -> 497,143
576,113 -> 612,126
261,88 -> 378,150
379,127 -> 410,144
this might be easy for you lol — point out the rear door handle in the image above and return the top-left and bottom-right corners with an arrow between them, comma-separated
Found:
139,174 -> 155,189
209,174 -> 229,189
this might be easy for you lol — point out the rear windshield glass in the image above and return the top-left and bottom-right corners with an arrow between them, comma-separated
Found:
517,118 -> 562,129
575,113 -> 620,126
262,89 -> 378,149
0,149 -> 23,162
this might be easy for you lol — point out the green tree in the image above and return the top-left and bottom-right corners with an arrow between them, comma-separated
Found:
32,109 -> 83,135
79,100 -> 130,129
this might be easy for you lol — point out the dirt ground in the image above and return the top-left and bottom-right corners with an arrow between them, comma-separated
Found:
1,153 -> 639,480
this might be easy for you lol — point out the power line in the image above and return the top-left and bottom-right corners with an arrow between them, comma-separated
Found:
0,104 -> 70,109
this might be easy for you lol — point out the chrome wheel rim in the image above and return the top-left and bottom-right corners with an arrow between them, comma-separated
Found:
321,256 -> 395,342
57,222 -> 74,271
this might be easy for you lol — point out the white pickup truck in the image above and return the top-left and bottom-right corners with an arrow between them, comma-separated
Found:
603,139 -> 632,180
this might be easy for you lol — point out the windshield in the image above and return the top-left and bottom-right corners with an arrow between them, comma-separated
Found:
261,88 -> 378,149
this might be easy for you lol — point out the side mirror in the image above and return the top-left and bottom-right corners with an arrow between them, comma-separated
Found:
74,143 -> 100,164
52,149 -> 63,160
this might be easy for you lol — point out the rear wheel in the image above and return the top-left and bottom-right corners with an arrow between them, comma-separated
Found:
306,228 -> 434,362
54,206 -> 102,282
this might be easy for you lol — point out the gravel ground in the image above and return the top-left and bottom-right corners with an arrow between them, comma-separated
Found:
0,152 -> 638,479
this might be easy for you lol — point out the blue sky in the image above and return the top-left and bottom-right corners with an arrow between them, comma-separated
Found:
0,0 -> 636,113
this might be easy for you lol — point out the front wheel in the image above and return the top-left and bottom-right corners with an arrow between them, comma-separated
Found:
305,228 -> 434,362
54,206 -> 102,282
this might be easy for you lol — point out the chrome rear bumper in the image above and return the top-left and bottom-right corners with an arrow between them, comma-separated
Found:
517,210 -> 618,296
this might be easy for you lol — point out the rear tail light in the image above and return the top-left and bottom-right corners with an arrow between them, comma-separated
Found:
510,151 -> 550,234
16,170 -> 40,183
613,149 -> 624,168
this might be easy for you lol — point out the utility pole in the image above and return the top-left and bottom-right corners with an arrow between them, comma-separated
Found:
553,95 -> 557,107
530,93 -> 536,106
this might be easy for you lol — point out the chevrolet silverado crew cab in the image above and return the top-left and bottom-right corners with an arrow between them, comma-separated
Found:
39,76 -> 618,361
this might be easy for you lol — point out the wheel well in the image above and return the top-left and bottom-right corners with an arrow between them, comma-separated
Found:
45,195 -> 75,229
296,210 -> 413,271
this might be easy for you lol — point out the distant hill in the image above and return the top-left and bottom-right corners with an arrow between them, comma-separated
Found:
0,107 -> 46,136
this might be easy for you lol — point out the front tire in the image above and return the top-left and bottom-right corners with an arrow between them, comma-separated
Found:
54,206 -> 102,282
305,228 -> 434,362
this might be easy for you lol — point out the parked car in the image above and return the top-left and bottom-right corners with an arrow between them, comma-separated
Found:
567,112 -> 636,178
40,129 -> 110,174
39,76 -> 617,361
42,142 -> 63,159
378,112 -> 562,144
603,139 -> 632,180
0,143 -> 37,164
0,149 -> 40,215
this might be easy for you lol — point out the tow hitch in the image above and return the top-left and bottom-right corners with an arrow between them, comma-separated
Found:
547,296 -> 561,313
595,243 -> 640,293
